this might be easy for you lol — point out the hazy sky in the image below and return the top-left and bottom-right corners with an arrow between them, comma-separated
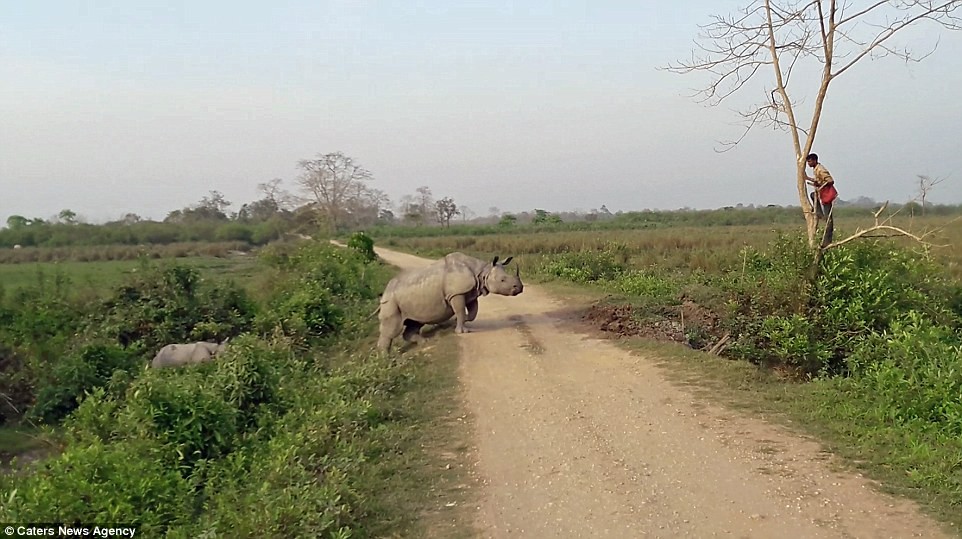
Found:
2,1 -> 961,225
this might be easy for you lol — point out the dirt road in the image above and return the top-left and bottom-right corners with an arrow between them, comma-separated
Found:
374,246 -> 952,539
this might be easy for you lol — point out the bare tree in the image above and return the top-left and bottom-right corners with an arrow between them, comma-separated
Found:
667,0 -> 962,248
435,197 -> 460,227
916,174 -> 947,215
296,152 -> 374,232
459,204 -> 475,222
345,185 -> 392,227
415,186 -> 435,223
200,190 -> 231,215
257,178 -> 296,211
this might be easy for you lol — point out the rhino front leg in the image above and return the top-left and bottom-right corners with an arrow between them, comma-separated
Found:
402,321 -> 424,343
466,298 -> 479,322
450,295 -> 469,334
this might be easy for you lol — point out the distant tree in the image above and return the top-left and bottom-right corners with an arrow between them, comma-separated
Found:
165,190 -> 232,223
434,197 -> 460,227
120,213 -> 142,225
378,208 -> 397,224
164,209 -> 185,224
416,186 -> 434,222
498,214 -> 517,228
57,209 -> 78,225
532,209 -> 563,225
5,215 -> 29,230
237,198 -> 280,223
402,202 -> 425,226
345,186 -> 391,228
458,205 -> 475,222
199,190 -> 231,218
916,174 -> 947,215
296,152 -> 374,232
488,206 -> 501,218
258,178 -> 296,210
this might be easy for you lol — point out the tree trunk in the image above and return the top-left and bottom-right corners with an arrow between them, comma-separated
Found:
796,160 -> 819,247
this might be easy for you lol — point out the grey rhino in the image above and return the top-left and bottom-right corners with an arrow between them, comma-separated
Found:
376,253 -> 523,352
151,340 -> 229,368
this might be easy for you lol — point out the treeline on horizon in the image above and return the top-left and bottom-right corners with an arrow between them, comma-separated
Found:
3,199 -> 960,250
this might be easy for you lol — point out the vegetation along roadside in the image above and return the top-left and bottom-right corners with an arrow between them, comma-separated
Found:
0,236 -> 476,538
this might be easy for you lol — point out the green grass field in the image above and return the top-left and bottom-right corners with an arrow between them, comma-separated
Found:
0,255 -> 261,298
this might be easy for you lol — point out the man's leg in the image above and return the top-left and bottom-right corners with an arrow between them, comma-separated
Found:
822,201 -> 834,244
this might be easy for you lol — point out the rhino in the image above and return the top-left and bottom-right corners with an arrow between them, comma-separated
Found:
151,340 -> 229,368
376,253 -> 524,352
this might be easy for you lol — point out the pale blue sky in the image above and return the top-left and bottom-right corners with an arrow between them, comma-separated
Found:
2,1 -> 960,224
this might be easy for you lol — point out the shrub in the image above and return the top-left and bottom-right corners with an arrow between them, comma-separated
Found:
96,265 -> 256,350
614,270 -> 679,304
1,438 -> 193,533
540,245 -> 628,283
347,231 -> 377,263
0,344 -> 31,424
209,335 -> 289,429
29,342 -> 140,425
845,315 -> 962,434
119,369 -> 240,470
215,223 -> 254,243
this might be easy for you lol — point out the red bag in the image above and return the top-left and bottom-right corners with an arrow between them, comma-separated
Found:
819,183 -> 838,205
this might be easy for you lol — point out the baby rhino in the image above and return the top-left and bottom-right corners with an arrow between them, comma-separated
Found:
151,340 -> 228,368
376,253 -> 523,352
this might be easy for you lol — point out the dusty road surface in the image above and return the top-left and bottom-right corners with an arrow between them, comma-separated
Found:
373,246 -> 953,539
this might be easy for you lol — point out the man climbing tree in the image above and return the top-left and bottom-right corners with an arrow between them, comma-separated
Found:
805,153 -> 838,244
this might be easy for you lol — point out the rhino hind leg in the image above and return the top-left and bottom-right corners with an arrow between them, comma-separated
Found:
377,310 -> 404,353
402,320 -> 424,343
466,298 -> 479,322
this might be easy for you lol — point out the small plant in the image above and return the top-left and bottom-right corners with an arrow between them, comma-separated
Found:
540,246 -> 627,283
347,231 -> 377,263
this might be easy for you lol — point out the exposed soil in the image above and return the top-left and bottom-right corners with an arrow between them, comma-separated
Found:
374,245 -> 954,539
583,299 -> 723,348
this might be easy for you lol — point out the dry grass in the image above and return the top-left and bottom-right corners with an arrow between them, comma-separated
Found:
380,214 -> 962,279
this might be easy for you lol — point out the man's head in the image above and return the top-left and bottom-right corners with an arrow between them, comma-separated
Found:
806,153 -> 819,167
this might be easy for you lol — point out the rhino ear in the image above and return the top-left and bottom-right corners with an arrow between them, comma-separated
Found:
501,256 -> 513,266
492,255 -> 499,266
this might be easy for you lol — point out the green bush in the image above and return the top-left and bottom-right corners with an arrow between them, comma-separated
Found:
119,368 -> 241,471
347,231 -> 377,263
723,236 -> 962,376
260,283 -> 344,343
1,438 -> 193,533
845,315 -> 962,434
614,270 -> 679,303
540,245 -> 628,283
215,223 -> 254,243
30,343 -> 140,424
209,335 -> 289,429
96,265 -> 256,351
